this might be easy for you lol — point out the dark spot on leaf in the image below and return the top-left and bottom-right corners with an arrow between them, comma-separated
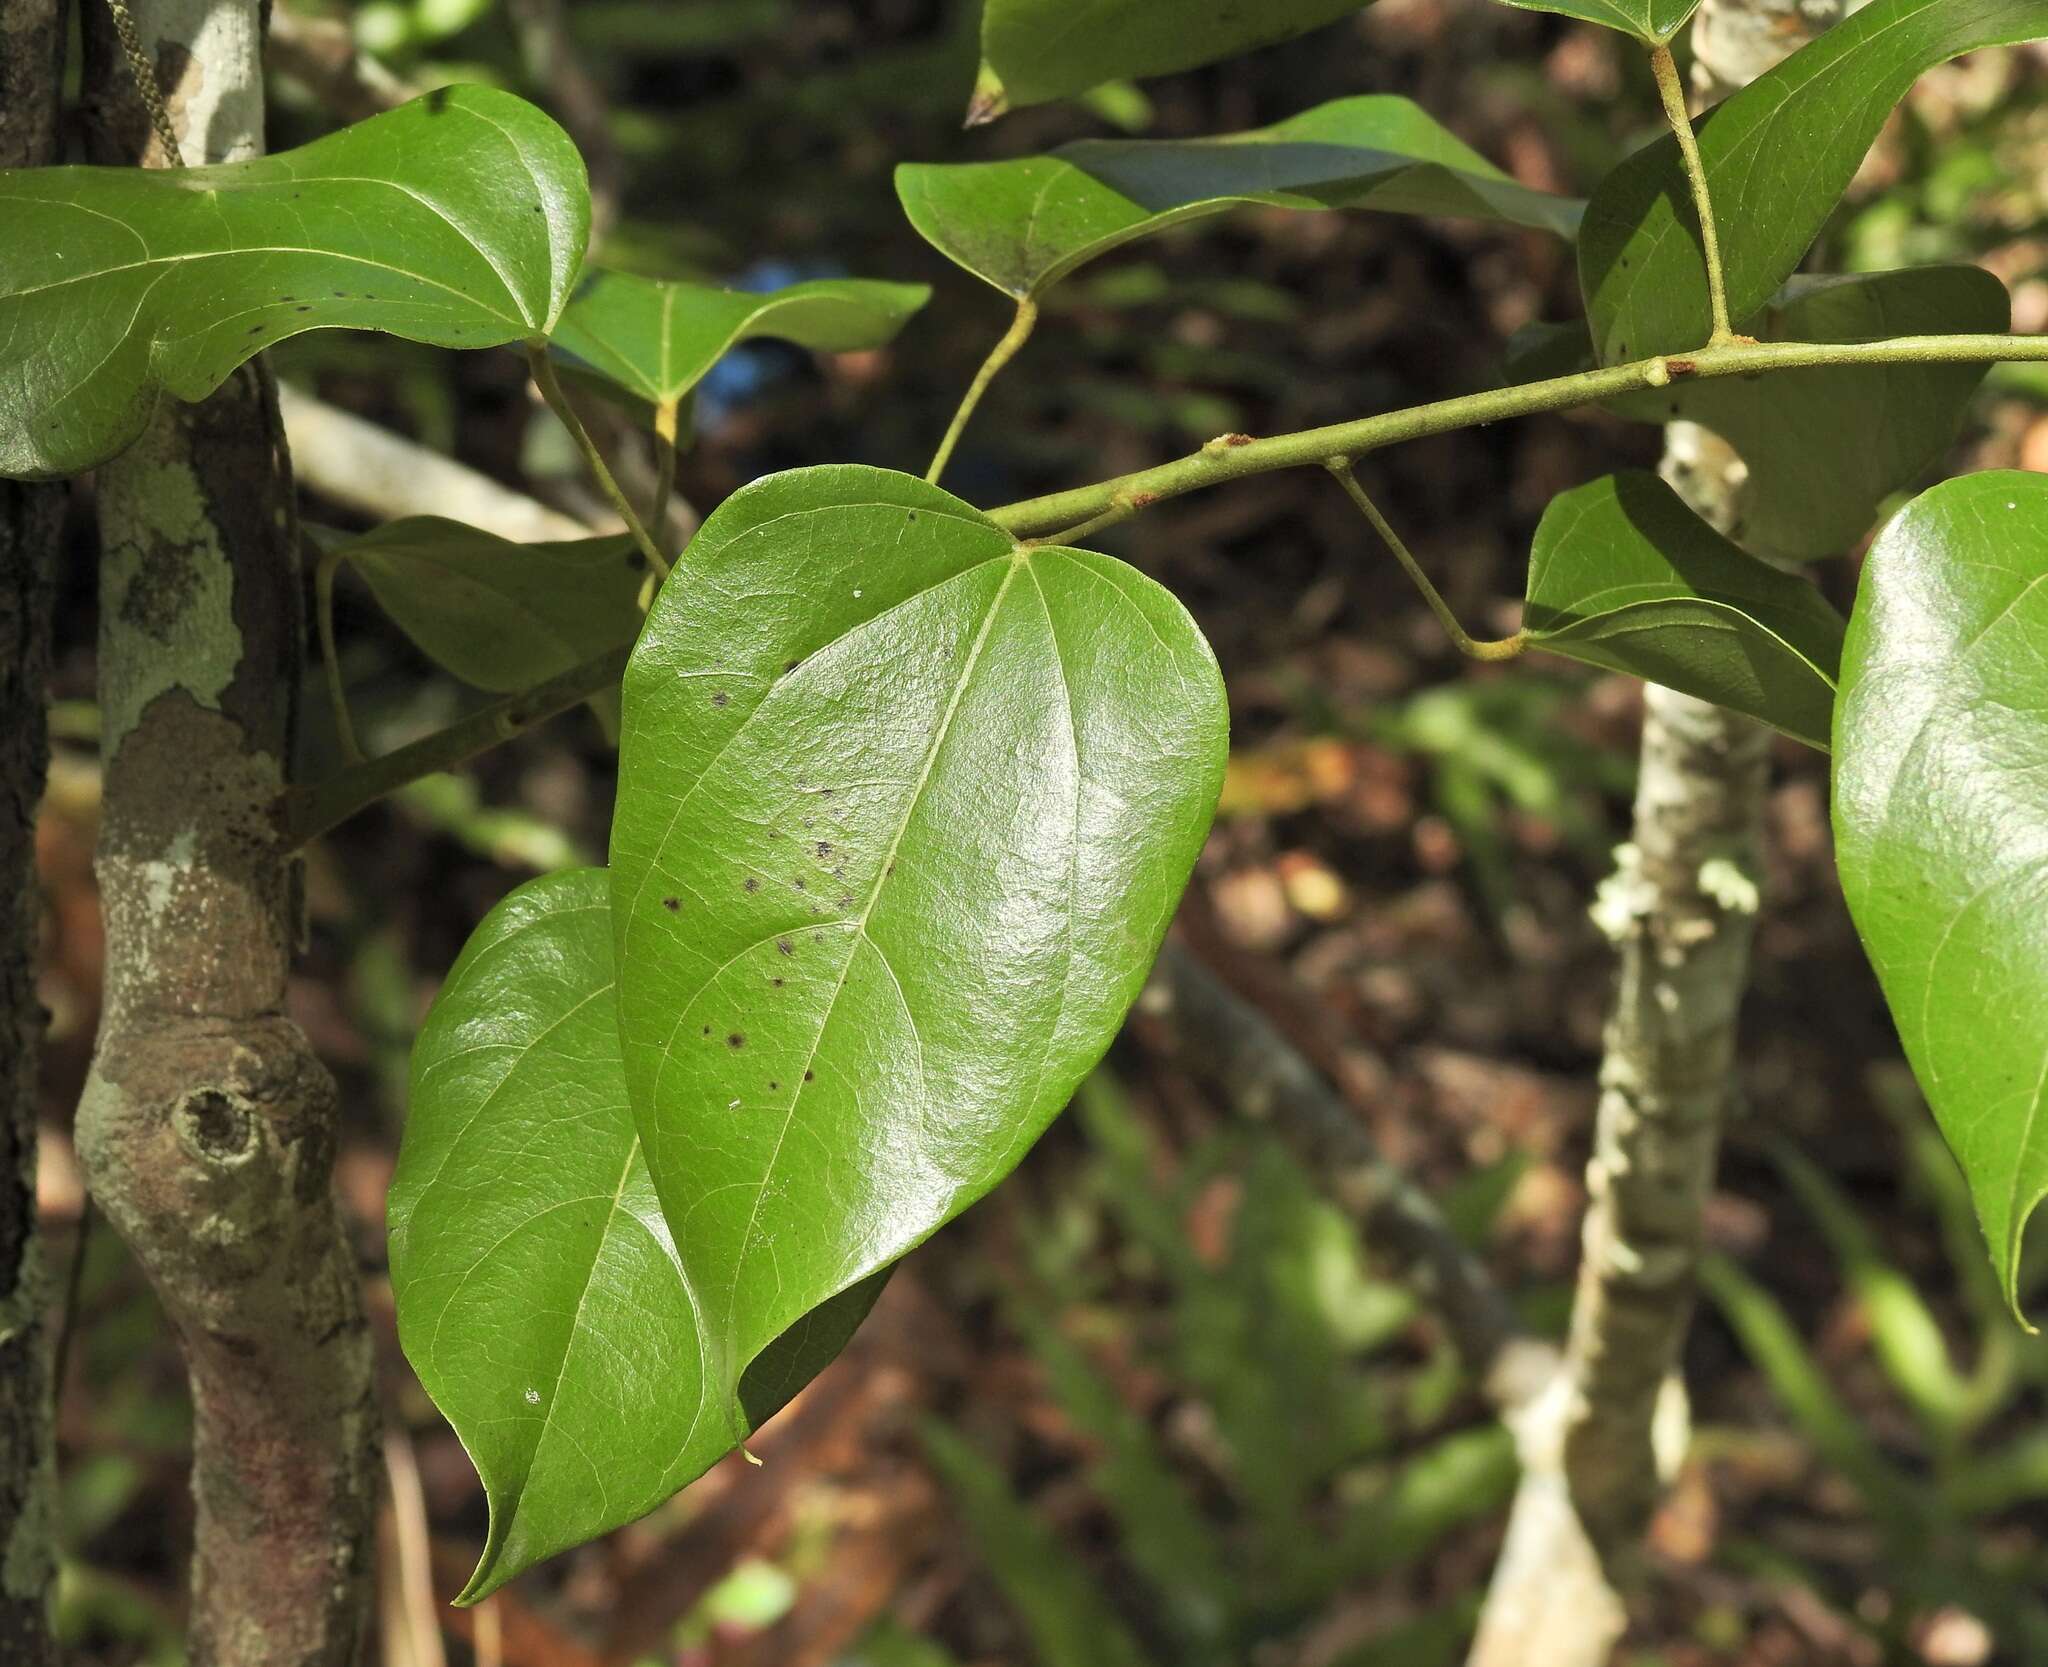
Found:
803,1070 -> 815,1082
777,938 -> 795,955
248,325 -> 265,335
815,841 -> 833,858
333,291 -> 349,298
663,896 -> 681,912
768,1080 -> 780,1091
770,977 -> 784,988
821,788 -> 835,798
836,895 -> 853,910
793,879 -> 806,891
296,305 -> 313,313
744,877 -> 760,893
701,1025 -> 712,1036
712,691 -> 730,708
908,511 -> 918,521
784,659 -> 800,673
727,1032 -> 745,1049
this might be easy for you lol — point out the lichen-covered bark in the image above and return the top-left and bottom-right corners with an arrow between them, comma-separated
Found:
0,3 -> 69,1661
76,5 -> 377,1664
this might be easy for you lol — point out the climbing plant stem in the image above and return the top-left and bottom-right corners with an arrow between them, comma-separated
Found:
1327,461 -> 1525,661
927,299 -> 1038,486
1649,40 -> 1734,346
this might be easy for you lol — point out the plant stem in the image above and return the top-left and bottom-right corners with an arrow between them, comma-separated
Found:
285,645 -> 632,847
651,398 -> 681,531
526,345 -> 671,578
313,545 -> 365,764
927,299 -> 1038,486
1328,461 -> 1525,661
986,332 -> 2048,538
1648,42 -> 1734,346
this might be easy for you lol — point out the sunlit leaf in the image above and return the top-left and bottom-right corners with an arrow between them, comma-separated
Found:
328,516 -> 647,692
390,869 -> 884,1601
0,86 -> 587,478
898,96 -> 1580,302
1487,0 -> 1699,43
1522,472 -> 1845,747
1579,0 -> 2048,364
551,269 -> 930,426
973,0 -> 1368,120
608,464 -> 1228,1430
1834,470 -> 2048,1322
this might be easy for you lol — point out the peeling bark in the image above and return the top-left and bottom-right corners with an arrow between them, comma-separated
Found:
0,2 -> 69,1661
76,5 -> 376,1664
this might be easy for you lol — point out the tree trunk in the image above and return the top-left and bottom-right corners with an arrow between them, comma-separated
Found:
74,5 -> 377,1664
1468,5 -> 1853,1660
0,2 -> 70,1660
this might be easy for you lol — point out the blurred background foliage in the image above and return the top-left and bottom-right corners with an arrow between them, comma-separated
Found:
26,0 -> 2048,1662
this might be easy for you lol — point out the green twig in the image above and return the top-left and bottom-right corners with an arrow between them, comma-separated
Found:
526,345 -> 671,579
284,644 -> 632,847
1029,495 -> 1144,548
986,333 -> 2048,539
1327,461 -> 1524,661
1649,41 -> 1734,348
927,299 -> 1038,487
313,544 -> 366,764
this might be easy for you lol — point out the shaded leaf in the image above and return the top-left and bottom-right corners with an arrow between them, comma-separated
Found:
330,516 -> 646,692
974,0 -> 1368,119
552,269 -> 930,425
609,464 -> 1227,1426
1486,0 -> 1698,42
0,86 -> 587,478
1833,470 -> 2048,1321
390,869 -> 883,1601
1523,471 -> 1844,747
1518,268 -> 2011,561
1579,0 -> 2048,364
898,96 -> 1580,302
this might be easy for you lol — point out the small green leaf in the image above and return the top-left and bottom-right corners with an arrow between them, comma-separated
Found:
1488,0 -> 1697,43
390,869 -> 883,1601
1523,472 -> 1845,747
1833,470 -> 2048,1323
609,465 -> 1228,1425
1579,0 -> 2048,364
329,517 -> 647,692
973,0 -> 1368,119
898,96 -> 1580,302
1518,268 -> 2011,562
551,269 -> 930,426
0,86 -> 588,478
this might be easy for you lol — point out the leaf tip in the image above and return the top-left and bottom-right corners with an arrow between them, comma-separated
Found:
965,64 -> 1009,127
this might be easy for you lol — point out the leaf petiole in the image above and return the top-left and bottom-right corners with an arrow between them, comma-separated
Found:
1647,41 -> 1735,348
526,344 -> 672,580
1327,460 -> 1525,662
926,298 -> 1038,486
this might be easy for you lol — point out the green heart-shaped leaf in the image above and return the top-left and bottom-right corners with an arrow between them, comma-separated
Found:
897,96 -> 1581,302
608,464 -> 1228,1411
551,269 -> 930,427
390,868 -> 885,1601
1834,470 -> 2048,1321
329,517 -> 647,692
1523,472 -> 1845,747
0,85 -> 587,478
973,0 -> 1369,120
1486,0 -> 1699,43
1579,0 -> 2048,364
1515,268 -> 2010,562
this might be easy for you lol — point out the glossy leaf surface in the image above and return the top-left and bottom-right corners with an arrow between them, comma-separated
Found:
1523,472 -> 1844,748
1486,0 -> 1699,42
0,86 -> 587,478
609,465 -> 1228,1419
973,0 -> 1367,118
390,869 -> 884,1600
1579,0 -> 2048,364
332,517 -> 647,692
1834,471 -> 2048,1319
552,269 -> 929,423
1522,268 -> 2010,561
898,96 -> 1581,301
